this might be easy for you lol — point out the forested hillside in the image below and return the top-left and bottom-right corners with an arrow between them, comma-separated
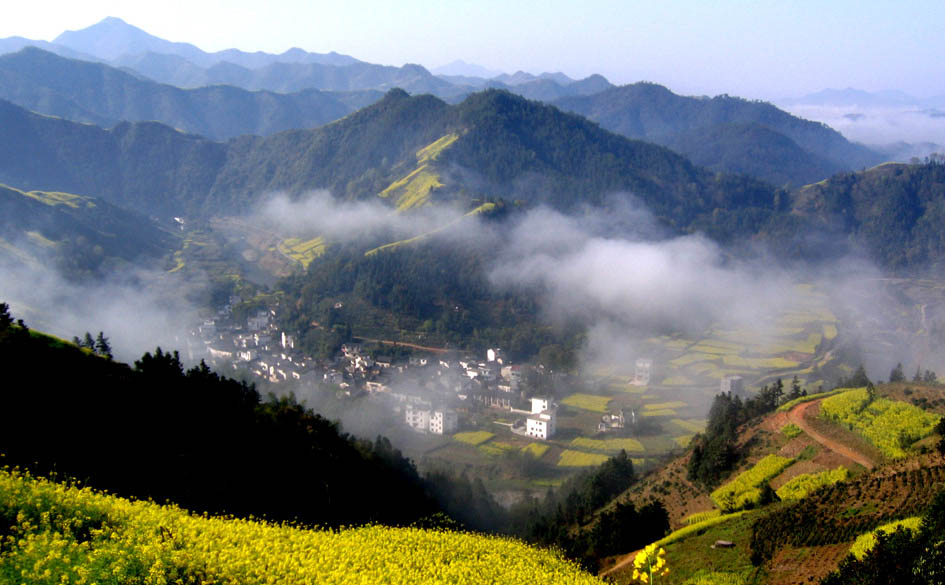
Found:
555,82 -> 882,186
792,161 -> 945,268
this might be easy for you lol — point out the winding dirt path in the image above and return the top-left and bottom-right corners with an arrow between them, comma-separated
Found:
786,400 -> 876,470
601,398 -> 878,578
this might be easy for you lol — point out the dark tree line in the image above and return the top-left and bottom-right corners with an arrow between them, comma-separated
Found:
72,331 -> 112,359
0,307 -> 438,527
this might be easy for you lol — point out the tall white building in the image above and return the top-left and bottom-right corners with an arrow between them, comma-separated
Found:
526,410 -> 556,440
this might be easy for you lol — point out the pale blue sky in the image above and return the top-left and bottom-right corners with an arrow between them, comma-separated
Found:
3,0 -> 943,99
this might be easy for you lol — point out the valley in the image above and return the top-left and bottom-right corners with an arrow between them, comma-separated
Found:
1,12 -> 945,585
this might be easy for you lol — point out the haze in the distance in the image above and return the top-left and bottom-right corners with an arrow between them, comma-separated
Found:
4,0 -> 944,101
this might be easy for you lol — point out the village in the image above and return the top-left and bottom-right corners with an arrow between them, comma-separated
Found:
182,300 -> 656,442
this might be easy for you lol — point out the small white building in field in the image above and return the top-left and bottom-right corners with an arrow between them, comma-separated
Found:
526,409 -> 556,440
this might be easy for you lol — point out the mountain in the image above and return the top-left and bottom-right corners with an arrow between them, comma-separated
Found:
53,16 -> 361,69
555,82 -> 884,186
432,59 -> 503,78
0,48 -> 379,140
0,98 -> 226,218
780,87 -> 928,108
0,89 -> 777,228
791,161 -> 945,268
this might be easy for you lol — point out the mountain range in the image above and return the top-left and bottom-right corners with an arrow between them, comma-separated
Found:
0,16 -> 891,188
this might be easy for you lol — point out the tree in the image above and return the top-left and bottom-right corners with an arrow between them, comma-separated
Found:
95,332 -> 112,359
0,302 -> 12,329
787,375 -> 803,401
83,332 -> 95,349
924,370 -> 938,384
890,363 -> 906,383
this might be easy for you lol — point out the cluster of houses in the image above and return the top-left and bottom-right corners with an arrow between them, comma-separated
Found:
187,304 -> 567,439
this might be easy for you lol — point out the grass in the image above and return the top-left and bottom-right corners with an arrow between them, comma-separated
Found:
21,187 -> 89,208
653,511 -> 750,547
453,431 -> 495,446
561,393 -> 612,413
569,437 -> 645,453
557,450 -> 610,467
780,423 -> 803,439
777,387 -> 850,412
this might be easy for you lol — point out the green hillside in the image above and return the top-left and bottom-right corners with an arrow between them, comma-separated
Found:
0,182 -> 177,277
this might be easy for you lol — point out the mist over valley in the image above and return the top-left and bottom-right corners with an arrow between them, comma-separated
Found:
2,11 -> 945,585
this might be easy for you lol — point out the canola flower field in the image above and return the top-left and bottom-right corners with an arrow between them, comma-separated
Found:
775,467 -> 848,501
820,388 -> 939,459
849,517 -> 923,559
710,455 -> 794,511
0,469 -> 604,585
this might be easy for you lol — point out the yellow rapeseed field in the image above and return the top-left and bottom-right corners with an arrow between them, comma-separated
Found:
0,469 -> 604,585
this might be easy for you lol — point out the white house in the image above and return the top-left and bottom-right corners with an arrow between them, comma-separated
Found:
526,409 -> 556,440
405,405 -> 431,432
429,409 -> 458,435
531,396 -> 552,414
632,358 -> 653,385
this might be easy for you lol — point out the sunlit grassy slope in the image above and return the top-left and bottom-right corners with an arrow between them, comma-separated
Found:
0,469 -> 604,585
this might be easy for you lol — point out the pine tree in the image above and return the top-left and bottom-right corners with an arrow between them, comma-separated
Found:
95,331 -> 112,359
890,362 -> 905,383
83,332 -> 95,349
0,302 -> 12,329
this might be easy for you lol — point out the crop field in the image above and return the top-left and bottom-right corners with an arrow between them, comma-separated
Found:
775,467 -> 848,501
710,455 -> 795,511
671,418 -> 707,433
479,441 -> 518,456
522,442 -> 550,458
569,437 -> 645,453
849,517 -> 922,559
684,509 -> 722,525
820,388 -> 940,458
644,401 -> 688,410
453,431 -> 495,446
673,434 -> 695,447
557,449 -> 612,467
642,408 -> 677,417
0,469 -> 604,585
277,236 -> 326,268
561,392 -> 612,413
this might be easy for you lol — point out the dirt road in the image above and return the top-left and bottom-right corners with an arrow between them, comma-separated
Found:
786,400 -> 876,470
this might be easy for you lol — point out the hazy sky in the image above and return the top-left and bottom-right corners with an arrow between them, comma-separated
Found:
3,0 -> 944,99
